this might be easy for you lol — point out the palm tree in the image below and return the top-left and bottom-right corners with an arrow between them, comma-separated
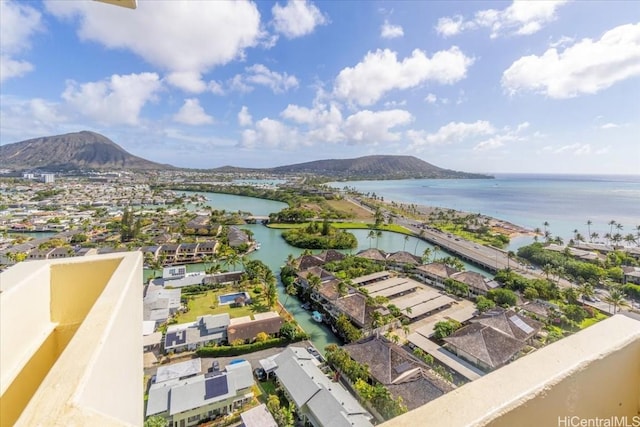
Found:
590,232 -> 599,243
403,235 -> 409,251
375,230 -> 383,249
422,247 -> 432,264
307,273 -> 322,296
586,220 -> 592,241
432,245 -> 440,262
608,220 -> 617,237
543,264 -> 553,280
543,221 -> 550,235
604,286 -> 630,313
282,283 -> 297,312
624,233 -> 636,247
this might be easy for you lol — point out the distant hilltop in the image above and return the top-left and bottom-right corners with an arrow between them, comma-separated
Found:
263,155 -> 492,180
1,131 -> 172,171
2,131 -> 492,179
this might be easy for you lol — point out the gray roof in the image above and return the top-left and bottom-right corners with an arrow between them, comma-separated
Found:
307,387 -> 373,427
166,363 -> 254,416
274,353 -> 320,408
241,403 -> 278,427
201,313 -> 231,330
156,358 -> 202,383
274,347 -> 372,427
226,361 -> 254,390
146,379 -> 175,416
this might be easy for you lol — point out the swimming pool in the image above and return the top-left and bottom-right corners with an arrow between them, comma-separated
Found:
218,291 -> 250,305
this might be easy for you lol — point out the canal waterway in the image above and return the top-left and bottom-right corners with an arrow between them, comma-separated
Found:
146,192 -> 493,355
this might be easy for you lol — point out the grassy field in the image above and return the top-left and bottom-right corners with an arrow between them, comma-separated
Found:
325,199 -> 373,220
267,221 -> 413,235
173,288 -> 268,323
579,312 -> 608,329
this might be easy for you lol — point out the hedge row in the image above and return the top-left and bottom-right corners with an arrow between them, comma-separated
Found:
195,335 -> 306,357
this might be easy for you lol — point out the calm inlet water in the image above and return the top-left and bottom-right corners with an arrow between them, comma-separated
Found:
152,222 -> 489,354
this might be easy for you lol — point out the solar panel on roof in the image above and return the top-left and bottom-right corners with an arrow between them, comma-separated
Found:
204,375 -> 228,399
509,315 -> 534,334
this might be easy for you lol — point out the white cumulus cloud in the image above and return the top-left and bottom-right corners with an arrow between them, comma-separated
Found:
173,99 -> 214,126
46,1 -> 262,84
474,122 -> 530,151
62,72 -> 162,125
0,1 -> 42,82
271,0 -> 328,39
381,20 -> 404,39
343,109 -> 413,144
407,120 -> 495,148
435,0 -> 567,38
502,23 -> 640,98
600,122 -> 619,129
244,64 -> 299,93
238,106 -> 253,127
334,47 -> 473,106
241,118 -> 300,149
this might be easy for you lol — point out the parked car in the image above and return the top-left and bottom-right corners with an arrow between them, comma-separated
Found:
253,367 -> 267,381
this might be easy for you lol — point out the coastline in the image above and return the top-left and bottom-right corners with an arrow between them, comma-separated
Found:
378,199 -> 534,239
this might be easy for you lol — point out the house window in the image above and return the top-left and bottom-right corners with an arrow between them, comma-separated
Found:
187,414 -> 200,422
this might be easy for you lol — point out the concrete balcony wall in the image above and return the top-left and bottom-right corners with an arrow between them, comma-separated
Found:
0,252 -> 143,426
382,315 -> 640,427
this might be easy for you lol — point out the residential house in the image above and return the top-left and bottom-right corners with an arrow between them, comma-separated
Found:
386,251 -> 421,270
146,360 -> 254,427
443,322 -> 529,371
144,284 -> 182,325
623,267 -> 640,285
355,248 -> 387,262
240,403 -> 277,427
450,271 -> 501,297
470,308 -> 543,344
155,359 -> 202,383
227,226 -> 249,248
227,312 -> 284,344
164,314 -> 230,353
274,347 -> 373,427
413,263 -> 459,289
344,336 -> 455,410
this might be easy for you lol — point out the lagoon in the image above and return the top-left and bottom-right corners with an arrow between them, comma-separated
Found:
149,191 -> 498,353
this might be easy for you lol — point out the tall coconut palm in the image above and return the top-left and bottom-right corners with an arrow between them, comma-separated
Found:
608,220 -> 617,237
590,232 -> 599,243
543,221 -> 550,235
603,287 -> 630,313
422,247 -> 432,264
375,230 -> 383,249
403,235 -> 409,251
586,220 -> 592,241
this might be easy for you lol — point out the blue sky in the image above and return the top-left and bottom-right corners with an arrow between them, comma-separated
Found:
1,0 -> 639,174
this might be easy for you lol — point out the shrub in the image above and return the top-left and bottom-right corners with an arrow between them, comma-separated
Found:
196,337 -> 289,357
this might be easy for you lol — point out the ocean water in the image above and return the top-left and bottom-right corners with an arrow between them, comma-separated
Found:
328,174 -> 640,242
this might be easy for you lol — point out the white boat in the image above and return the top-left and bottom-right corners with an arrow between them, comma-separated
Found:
312,311 -> 323,322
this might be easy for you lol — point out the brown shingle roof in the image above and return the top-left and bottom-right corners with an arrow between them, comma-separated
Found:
444,323 -> 526,370
470,308 -> 543,341
344,337 -> 454,410
356,248 -> 387,261
227,316 -> 284,342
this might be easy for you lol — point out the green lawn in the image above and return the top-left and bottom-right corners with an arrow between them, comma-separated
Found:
173,288 -> 267,323
268,221 -> 412,235
257,379 -> 278,401
579,312 -> 608,329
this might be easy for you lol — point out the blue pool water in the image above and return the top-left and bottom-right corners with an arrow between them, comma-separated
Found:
218,292 -> 250,305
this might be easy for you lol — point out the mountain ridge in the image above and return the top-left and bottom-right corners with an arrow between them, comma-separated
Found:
2,131 -> 492,179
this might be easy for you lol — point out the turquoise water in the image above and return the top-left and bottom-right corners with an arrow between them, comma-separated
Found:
182,190 -> 288,216
329,174 -> 640,242
147,221 -> 491,354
